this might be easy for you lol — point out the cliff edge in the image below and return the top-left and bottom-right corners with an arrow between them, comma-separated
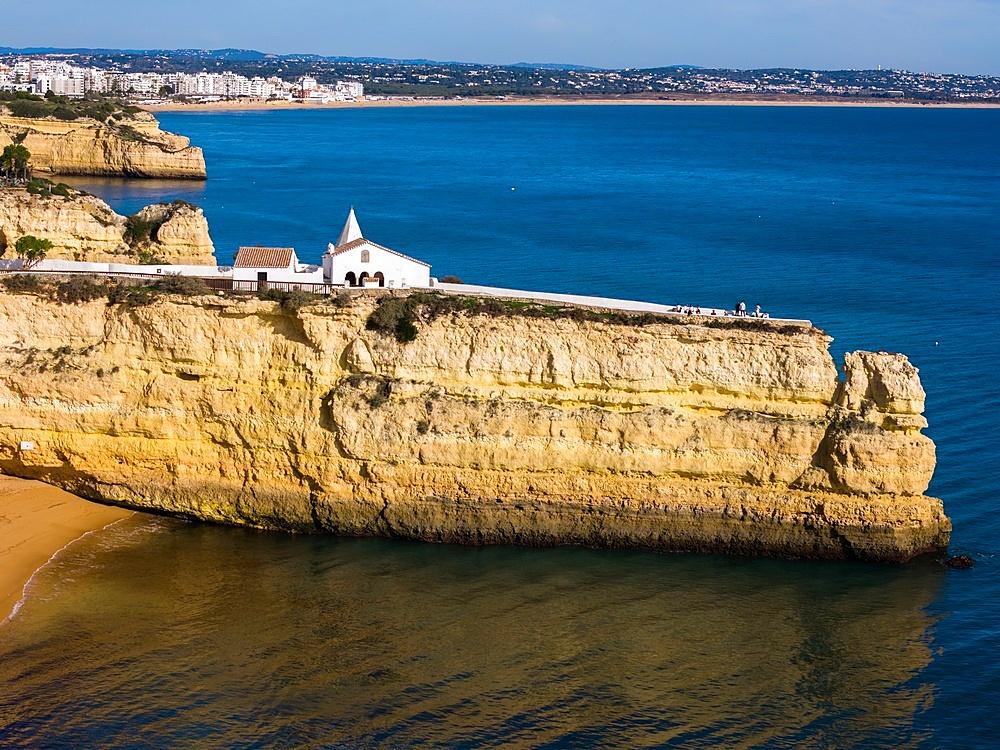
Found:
0,188 -> 216,265
0,109 -> 206,179
0,290 -> 950,562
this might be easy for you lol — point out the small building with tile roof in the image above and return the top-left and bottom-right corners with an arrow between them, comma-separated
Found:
232,245 -> 324,287
323,208 -> 431,288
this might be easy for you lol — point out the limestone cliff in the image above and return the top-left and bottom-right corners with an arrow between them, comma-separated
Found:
0,111 -> 206,179
0,291 -> 950,562
0,188 -> 216,264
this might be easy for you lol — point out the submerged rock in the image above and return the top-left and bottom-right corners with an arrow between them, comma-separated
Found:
944,554 -> 975,569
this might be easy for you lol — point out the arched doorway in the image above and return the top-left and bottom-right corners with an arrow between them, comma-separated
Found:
344,271 -> 356,287
358,272 -> 370,287
373,272 -> 385,288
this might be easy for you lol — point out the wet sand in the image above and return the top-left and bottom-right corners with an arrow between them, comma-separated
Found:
0,475 -> 132,622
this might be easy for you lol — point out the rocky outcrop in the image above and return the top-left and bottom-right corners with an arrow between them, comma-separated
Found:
0,188 -> 216,264
0,111 -> 206,179
0,292 -> 950,562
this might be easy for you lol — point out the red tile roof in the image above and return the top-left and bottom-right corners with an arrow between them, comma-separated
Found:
234,247 -> 296,268
328,238 -> 430,268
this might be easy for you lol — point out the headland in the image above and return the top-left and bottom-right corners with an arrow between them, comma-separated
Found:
0,187 -> 215,265
0,200 -> 951,563
0,278 -> 950,562
0,103 -> 206,179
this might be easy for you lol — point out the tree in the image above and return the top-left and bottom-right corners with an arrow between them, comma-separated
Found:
14,235 -> 52,267
1,144 -> 31,181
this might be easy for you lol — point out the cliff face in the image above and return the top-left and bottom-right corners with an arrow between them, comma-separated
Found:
0,292 -> 950,562
0,111 -> 206,179
0,189 -> 216,265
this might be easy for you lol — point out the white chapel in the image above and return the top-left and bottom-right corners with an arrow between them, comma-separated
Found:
323,209 -> 431,288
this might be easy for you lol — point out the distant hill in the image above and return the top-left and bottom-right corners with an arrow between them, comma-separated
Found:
510,62 -> 604,71
0,46 -> 607,70
2,47 -> 993,101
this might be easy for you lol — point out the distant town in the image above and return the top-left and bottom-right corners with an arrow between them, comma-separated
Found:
1,48 -> 998,103
0,55 -> 363,103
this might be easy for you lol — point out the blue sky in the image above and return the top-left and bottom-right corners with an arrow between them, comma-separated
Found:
5,0 -> 999,75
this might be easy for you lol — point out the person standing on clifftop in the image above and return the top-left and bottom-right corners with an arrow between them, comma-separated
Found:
737,300 -> 746,317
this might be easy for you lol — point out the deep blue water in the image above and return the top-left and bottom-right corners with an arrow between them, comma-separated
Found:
3,105 -> 999,748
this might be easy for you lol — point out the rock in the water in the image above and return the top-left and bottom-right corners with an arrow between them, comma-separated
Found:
944,554 -> 975,569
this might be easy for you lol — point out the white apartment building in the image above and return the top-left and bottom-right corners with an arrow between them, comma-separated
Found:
0,56 -> 361,102
49,74 -> 85,98
336,81 -> 364,99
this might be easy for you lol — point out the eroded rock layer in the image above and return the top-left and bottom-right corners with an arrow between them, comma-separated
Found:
0,189 -> 216,265
0,292 -> 950,561
0,111 -> 206,179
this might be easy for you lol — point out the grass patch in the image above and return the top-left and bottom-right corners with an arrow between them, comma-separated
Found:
365,291 -> 811,342
257,287 -> 321,312
366,296 -> 421,343
25,178 -> 75,198
155,275 -> 209,296
0,92 -> 143,123
0,274 -> 44,294
123,215 -> 163,247
0,273 -> 214,307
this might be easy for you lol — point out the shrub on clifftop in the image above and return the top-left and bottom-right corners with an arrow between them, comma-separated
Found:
366,296 -> 420,343
14,235 -> 52,266
123,215 -> 162,247
1,143 -> 31,180
155,274 -> 210,296
258,287 -> 319,312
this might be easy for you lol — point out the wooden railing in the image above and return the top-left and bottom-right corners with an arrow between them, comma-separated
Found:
227,279 -> 340,294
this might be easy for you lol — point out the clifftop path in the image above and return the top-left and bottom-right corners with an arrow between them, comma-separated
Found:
0,291 -> 950,562
0,110 -> 206,179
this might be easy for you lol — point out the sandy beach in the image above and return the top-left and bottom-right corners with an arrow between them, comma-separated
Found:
0,475 -> 132,623
142,95 -> 999,113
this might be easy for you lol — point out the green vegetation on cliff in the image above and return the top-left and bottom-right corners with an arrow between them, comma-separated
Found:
1,142 -> 31,179
366,291 -> 813,343
0,91 -> 143,123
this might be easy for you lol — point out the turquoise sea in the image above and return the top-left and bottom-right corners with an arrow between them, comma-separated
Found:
2,105 -> 998,748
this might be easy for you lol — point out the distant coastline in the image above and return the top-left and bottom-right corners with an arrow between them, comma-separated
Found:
143,95 -> 1000,113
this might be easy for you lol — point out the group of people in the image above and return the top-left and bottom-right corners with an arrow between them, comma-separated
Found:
670,304 -> 706,315
734,300 -> 769,318
665,300 -> 770,318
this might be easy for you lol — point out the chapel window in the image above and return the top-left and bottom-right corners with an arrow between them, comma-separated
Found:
361,249 -> 370,263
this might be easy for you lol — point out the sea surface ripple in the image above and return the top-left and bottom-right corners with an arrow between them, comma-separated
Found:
2,105 -> 998,748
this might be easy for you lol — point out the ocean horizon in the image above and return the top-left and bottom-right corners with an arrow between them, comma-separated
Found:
2,104 -> 998,748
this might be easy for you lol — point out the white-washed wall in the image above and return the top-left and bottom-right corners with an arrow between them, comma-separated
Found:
33,260 -> 232,278
323,244 -> 430,288
232,265 -> 325,284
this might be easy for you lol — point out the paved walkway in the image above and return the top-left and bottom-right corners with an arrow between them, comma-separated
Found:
0,264 -> 809,325
431,283 -> 810,325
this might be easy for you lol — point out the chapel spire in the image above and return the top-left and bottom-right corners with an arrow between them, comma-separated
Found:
336,207 -> 363,247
